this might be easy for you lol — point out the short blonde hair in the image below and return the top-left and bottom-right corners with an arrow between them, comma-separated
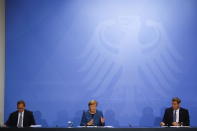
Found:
88,100 -> 98,106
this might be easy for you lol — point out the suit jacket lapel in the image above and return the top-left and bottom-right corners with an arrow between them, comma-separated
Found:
23,110 -> 26,126
15,111 -> 19,126
170,108 -> 174,122
179,108 -> 183,122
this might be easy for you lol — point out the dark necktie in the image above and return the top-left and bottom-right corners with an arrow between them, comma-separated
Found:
17,112 -> 23,128
173,110 -> 177,122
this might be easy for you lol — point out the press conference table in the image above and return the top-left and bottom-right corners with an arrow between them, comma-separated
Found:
1,127 -> 197,131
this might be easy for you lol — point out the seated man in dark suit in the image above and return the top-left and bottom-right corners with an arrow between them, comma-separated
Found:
80,100 -> 105,126
160,97 -> 190,126
5,100 -> 36,128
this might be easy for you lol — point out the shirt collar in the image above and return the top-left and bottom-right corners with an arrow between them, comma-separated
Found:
18,110 -> 25,114
174,108 -> 180,111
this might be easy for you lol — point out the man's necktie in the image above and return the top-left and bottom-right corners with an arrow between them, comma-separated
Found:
17,112 -> 23,128
173,110 -> 177,122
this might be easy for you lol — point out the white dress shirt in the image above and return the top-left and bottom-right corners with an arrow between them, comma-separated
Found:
17,111 -> 24,127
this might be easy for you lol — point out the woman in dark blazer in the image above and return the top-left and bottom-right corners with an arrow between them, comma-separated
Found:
80,100 -> 105,126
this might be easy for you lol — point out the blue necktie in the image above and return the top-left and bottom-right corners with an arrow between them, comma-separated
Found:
173,110 -> 177,122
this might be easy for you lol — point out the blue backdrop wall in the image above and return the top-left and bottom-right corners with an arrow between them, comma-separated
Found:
5,0 -> 197,127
